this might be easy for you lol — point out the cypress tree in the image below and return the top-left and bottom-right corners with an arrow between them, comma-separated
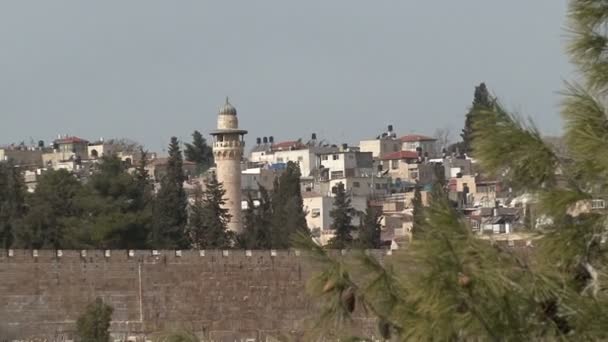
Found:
459,82 -> 493,155
238,185 -> 272,249
411,184 -> 424,238
0,160 -> 26,248
149,137 -> 188,249
327,183 -> 355,249
357,204 -> 382,249
270,162 -> 308,248
188,173 -> 232,249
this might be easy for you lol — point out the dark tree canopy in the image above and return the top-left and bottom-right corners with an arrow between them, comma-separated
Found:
459,82 -> 494,155
238,186 -> 273,249
357,204 -> 382,249
0,160 -> 26,248
149,137 -> 188,249
184,130 -> 214,174
188,173 -> 232,249
327,183 -> 355,249
270,162 -> 309,248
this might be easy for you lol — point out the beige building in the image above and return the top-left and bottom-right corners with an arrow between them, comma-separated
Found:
303,193 -> 367,245
359,138 -> 401,159
210,98 -> 247,233
400,134 -> 438,158
0,148 -> 44,167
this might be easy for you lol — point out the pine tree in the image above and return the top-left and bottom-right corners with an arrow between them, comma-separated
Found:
298,3 -> 608,339
411,184 -> 424,238
188,173 -> 232,249
0,160 -> 26,248
76,297 -> 113,342
357,204 -> 382,249
184,130 -> 214,174
327,183 -> 355,249
149,137 -> 188,249
270,162 -> 308,248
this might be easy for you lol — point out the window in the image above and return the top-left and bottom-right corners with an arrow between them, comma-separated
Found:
592,199 -> 606,209
391,160 -> 399,170
330,171 -> 344,179
333,154 -> 339,160
311,208 -> 320,218
322,155 -> 328,161
298,156 -> 304,162
348,154 -> 354,159
353,181 -> 360,188
276,157 -> 284,163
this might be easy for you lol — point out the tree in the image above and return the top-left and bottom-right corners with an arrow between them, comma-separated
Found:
411,184 -> 424,238
187,173 -> 232,249
237,186 -> 273,249
149,137 -> 188,249
327,183 -> 355,249
0,160 -> 26,248
299,3 -> 608,339
76,297 -> 113,342
184,130 -> 214,174
270,162 -> 308,248
17,169 -> 87,249
357,204 -> 382,249
456,82 -> 493,155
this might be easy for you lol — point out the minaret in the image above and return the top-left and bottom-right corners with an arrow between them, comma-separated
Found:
210,97 -> 247,233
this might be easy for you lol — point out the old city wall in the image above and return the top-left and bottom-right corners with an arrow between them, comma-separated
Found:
0,249 -> 386,341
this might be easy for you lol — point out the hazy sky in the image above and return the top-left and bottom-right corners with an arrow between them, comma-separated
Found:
1,1 -> 572,152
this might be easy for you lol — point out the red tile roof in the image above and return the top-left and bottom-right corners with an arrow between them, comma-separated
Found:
380,150 -> 419,160
400,134 -> 436,142
272,140 -> 304,150
54,136 -> 89,144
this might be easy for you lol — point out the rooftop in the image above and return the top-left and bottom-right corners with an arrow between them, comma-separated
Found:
54,136 -> 89,144
400,134 -> 436,143
380,150 -> 419,160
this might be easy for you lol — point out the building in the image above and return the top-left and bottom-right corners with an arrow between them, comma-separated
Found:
42,136 -> 89,169
400,134 -> 438,158
210,98 -> 247,233
359,125 -> 402,159
249,137 -> 338,177
317,148 -> 374,180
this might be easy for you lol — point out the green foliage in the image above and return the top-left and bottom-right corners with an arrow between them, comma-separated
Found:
270,162 -> 308,248
327,183 -> 355,249
184,130 -> 214,174
17,169 -> 87,249
149,137 -> 189,249
471,102 -> 558,191
187,173 -> 233,249
356,204 -> 382,249
152,329 -> 199,342
411,185 -> 424,238
0,160 -> 26,248
460,82 -> 493,155
76,297 -> 113,342
237,186 -> 273,249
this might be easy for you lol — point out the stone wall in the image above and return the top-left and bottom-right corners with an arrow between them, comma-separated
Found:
0,249 -> 385,341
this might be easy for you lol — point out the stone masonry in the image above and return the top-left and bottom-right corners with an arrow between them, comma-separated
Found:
0,249 -> 385,341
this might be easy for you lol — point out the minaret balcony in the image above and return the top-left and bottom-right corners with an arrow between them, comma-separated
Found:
213,141 -> 245,149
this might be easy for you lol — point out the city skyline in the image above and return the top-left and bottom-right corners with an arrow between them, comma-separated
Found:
1,1 -> 571,151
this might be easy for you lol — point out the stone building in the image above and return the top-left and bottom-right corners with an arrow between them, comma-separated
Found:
210,98 -> 247,233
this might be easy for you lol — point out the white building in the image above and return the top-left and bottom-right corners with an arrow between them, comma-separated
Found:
317,149 -> 374,180
249,139 -> 338,177
303,193 -> 368,245
400,134 -> 438,158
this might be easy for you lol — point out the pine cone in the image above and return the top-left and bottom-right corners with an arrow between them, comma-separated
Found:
322,279 -> 336,293
458,272 -> 471,287
341,286 -> 356,313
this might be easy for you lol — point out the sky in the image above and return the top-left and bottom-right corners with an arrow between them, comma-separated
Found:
0,1 -> 572,153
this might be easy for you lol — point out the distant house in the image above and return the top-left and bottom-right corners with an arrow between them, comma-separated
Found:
145,157 -> 197,182
400,134 -> 438,158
